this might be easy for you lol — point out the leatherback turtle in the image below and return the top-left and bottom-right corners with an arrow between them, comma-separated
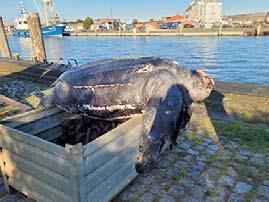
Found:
40,57 -> 214,173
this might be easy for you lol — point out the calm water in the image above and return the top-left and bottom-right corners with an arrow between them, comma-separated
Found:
7,36 -> 269,85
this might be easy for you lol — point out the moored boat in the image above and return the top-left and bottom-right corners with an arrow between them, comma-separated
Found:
11,0 -> 65,37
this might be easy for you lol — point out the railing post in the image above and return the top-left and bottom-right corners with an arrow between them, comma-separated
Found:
27,13 -> 47,62
0,17 -> 12,58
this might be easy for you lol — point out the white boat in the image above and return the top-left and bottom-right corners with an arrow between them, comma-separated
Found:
11,0 -> 66,37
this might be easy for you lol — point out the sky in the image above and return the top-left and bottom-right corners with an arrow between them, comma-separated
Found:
1,0 -> 268,24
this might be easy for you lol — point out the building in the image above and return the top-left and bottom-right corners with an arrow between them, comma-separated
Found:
94,18 -> 125,31
185,0 -> 222,28
67,21 -> 84,32
223,12 -> 268,24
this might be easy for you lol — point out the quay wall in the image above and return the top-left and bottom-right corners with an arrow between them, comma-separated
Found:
71,27 -> 269,37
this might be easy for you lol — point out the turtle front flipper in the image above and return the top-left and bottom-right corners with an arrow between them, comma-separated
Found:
136,84 -> 183,173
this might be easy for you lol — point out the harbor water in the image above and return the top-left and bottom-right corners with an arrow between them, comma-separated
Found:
7,36 -> 269,85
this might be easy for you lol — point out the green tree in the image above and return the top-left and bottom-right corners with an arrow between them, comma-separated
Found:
83,17 -> 94,29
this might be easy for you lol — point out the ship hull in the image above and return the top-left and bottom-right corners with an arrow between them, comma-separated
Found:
11,23 -> 66,37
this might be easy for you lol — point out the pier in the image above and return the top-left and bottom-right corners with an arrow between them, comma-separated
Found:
71,27 -> 269,37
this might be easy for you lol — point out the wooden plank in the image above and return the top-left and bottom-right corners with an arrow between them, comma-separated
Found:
84,123 -> 141,175
100,169 -> 137,202
35,125 -> 63,141
0,133 -> 69,177
65,144 -> 87,202
27,13 -> 47,62
8,179 -> 52,202
17,111 -> 69,135
1,107 -> 62,128
4,167 -> 72,202
87,158 -> 137,201
83,115 -> 141,157
0,17 -> 12,58
0,94 -> 31,111
85,143 -> 138,193
0,148 -> 10,193
2,149 -> 72,194
0,124 -> 67,159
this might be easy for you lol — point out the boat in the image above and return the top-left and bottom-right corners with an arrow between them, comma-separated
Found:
11,0 -> 65,37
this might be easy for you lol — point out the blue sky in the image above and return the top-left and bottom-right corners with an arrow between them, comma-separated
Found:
1,0 -> 268,24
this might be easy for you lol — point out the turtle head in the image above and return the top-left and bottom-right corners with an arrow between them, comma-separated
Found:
187,69 -> 215,102
38,80 -> 74,108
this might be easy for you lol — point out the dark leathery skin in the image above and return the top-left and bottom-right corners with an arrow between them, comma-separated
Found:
40,57 -> 214,173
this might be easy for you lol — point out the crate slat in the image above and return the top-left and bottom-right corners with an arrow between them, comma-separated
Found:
0,124 -> 67,159
87,158 -> 136,201
2,149 -> 72,194
35,125 -> 63,141
4,166 -> 72,202
8,179 -> 52,202
85,140 -> 138,192
100,168 -> 137,202
83,115 -> 141,157
1,107 -> 62,128
84,123 -> 141,175
16,111 -> 68,135
0,133 -> 70,177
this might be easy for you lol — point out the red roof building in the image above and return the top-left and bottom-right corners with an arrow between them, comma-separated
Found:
163,14 -> 184,23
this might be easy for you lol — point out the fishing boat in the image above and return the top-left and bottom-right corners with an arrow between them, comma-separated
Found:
11,0 -> 65,37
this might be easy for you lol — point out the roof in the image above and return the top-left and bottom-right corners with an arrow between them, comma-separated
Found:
163,14 -> 184,22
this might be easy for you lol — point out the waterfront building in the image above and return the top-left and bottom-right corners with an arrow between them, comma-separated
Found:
94,18 -> 125,31
185,0 -> 222,28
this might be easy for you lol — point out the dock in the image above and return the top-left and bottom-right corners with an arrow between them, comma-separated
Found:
71,27 -> 269,37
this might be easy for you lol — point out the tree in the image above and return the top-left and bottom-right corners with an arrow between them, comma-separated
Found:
83,17 -> 94,29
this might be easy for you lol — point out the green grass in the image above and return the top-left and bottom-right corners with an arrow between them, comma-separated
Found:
172,171 -> 187,181
177,151 -> 188,158
213,119 -> 269,153
205,189 -> 216,197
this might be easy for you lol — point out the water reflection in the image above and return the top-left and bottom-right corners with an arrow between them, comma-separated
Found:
6,36 -> 269,85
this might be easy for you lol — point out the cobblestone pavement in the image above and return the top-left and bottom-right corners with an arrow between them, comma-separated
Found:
0,77 -> 48,110
0,127 -> 268,201
0,77 -> 268,201
117,131 -> 269,202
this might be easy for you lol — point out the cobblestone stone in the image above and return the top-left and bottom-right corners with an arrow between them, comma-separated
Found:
235,182 -> 253,194
257,185 -> 269,199
219,175 -> 234,187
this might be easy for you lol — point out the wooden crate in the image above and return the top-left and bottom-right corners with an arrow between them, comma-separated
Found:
0,107 -> 142,202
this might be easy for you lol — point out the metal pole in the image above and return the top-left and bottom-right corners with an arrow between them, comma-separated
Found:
27,12 -> 47,62
0,17 -> 12,58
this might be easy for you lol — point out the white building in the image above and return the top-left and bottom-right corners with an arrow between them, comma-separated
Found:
185,0 -> 222,28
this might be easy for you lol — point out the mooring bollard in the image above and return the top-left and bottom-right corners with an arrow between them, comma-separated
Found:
0,17 -> 12,58
256,23 -> 262,36
218,23 -> 223,36
179,23 -> 184,36
27,12 -> 47,62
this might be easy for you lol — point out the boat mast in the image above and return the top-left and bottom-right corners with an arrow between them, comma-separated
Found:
19,1 -> 27,14
42,0 -> 58,25
32,0 -> 45,23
